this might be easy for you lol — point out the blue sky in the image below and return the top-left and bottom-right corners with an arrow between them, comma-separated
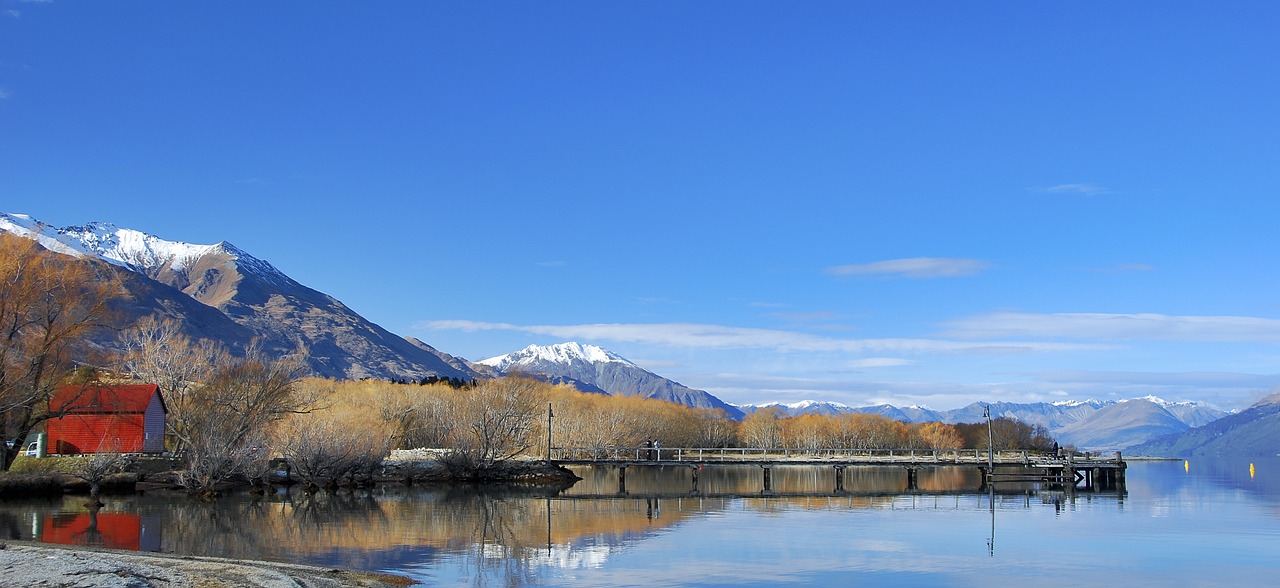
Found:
3,2 -> 1278,410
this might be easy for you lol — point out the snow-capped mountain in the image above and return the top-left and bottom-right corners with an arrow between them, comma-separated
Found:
1,213 -> 474,382
480,342 -> 632,372
481,343 -> 745,419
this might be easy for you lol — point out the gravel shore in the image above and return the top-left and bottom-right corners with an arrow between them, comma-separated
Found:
0,542 -> 415,587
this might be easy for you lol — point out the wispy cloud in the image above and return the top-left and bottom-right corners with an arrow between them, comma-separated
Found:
4,10 -> 20,18
419,319 -> 1099,354
535,260 -> 567,268
944,312 -> 1280,344
0,88 -> 9,99
825,257 -> 989,279
1033,183 -> 1111,196
850,357 -> 915,368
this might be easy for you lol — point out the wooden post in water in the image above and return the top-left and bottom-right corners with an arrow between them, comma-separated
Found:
618,465 -> 627,495
762,465 -> 773,493
1065,452 -> 1075,494
834,465 -> 846,492
905,466 -> 919,491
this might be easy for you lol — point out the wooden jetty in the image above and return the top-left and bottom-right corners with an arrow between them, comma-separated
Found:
550,446 -> 1126,495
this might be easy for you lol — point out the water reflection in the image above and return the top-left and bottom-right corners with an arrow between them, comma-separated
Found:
0,463 -> 1166,586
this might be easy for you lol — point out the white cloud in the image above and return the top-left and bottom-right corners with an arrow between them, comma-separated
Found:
419,320 -> 1099,354
1034,183 -> 1111,196
825,257 -> 989,279
944,312 -> 1280,344
850,357 -> 915,368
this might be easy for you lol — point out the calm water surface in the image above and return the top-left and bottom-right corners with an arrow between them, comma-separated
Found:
2,459 -> 1278,587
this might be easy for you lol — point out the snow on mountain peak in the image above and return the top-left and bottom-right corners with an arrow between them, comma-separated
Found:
0,212 -> 89,257
1052,399 -> 1104,407
58,222 -> 217,272
1135,395 -> 1205,408
2,212 -> 293,285
480,342 -> 635,370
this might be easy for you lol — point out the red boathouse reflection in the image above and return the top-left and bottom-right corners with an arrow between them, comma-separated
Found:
40,511 -> 161,552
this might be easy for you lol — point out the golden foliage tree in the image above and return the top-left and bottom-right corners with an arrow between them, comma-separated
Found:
0,233 -> 123,469
739,407 -> 785,449
913,421 -> 963,450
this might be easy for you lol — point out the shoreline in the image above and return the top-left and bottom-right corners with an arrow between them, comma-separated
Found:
0,540 -> 416,587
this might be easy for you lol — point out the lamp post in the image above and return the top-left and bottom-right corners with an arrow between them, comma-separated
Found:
546,403 -> 554,463
984,404 -> 994,471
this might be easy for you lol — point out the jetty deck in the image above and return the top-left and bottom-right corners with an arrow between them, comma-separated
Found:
550,447 -> 1126,494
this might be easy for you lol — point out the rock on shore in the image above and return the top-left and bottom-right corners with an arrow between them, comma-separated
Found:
0,542 -> 414,587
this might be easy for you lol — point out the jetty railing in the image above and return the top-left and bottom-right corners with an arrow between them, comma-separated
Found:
548,446 -> 1095,464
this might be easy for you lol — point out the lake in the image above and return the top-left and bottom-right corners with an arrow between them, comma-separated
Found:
1,458 -> 1278,586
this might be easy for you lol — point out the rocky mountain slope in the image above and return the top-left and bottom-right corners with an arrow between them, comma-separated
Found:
479,342 -> 745,419
1,213 -> 475,382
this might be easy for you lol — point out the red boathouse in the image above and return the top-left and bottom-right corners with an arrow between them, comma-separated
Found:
45,384 -> 167,454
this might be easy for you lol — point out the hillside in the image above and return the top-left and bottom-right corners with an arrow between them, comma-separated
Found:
1054,399 -> 1190,451
1126,392 -> 1280,458
1,213 -> 475,382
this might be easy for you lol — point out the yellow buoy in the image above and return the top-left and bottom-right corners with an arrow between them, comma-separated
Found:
1250,463 -> 1256,479
1184,460 -> 1190,473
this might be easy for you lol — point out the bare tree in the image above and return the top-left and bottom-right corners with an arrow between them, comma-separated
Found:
67,438 -> 131,506
119,315 -> 222,452
0,233 -> 122,469
275,416 -> 392,490
448,377 -> 542,470
174,342 -> 312,495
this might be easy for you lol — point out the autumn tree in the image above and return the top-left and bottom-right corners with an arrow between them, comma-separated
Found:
913,422 -> 963,450
0,233 -> 123,469
739,407 -> 785,449
954,417 -> 1055,450
783,414 -> 838,449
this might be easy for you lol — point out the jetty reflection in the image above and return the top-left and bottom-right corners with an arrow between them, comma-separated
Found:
0,463 -> 1129,582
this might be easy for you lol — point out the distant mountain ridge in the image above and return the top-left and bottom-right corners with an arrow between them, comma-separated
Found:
738,396 -> 1228,451
1126,392 -> 1280,457
1,212 -> 476,382
479,342 -> 745,419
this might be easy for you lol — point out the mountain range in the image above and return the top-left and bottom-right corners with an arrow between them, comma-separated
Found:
739,397 -> 1229,451
1126,392 -> 1280,457
2,212 -> 1254,452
